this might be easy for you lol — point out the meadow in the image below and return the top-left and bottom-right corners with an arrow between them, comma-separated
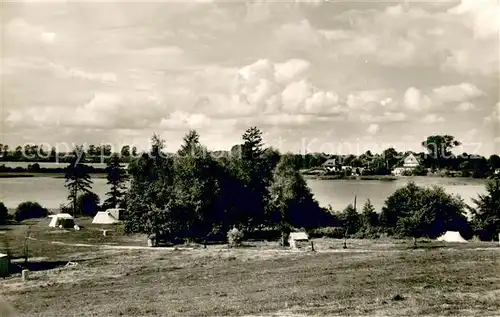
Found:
1,219 -> 499,317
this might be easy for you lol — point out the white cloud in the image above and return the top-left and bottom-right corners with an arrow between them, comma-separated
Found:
421,114 -> 445,124
448,0 -> 500,40
403,87 -> 432,111
346,89 -> 396,111
456,102 -> 477,112
484,102 -> 500,123
367,123 -> 380,134
5,18 -> 56,45
358,112 -> 407,123
432,83 -> 485,103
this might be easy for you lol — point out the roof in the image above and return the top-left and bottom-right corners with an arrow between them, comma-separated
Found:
322,159 -> 337,166
0,253 -> 8,258
289,232 -> 309,241
53,213 -> 74,219
105,208 -> 125,212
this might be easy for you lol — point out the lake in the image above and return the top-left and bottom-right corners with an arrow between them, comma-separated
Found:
0,176 -> 486,212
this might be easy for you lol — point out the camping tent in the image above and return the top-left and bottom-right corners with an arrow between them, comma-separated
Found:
0,253 -> 9,277
48,213 -> 75,228
437,231 -> 467,243
288,232 -> 309,249
105,208 -> 125,221
92,211 -> 120,225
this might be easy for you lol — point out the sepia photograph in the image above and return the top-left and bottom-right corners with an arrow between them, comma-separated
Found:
0,0 -> 499,316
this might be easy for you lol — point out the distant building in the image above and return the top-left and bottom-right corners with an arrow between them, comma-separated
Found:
322,158 -> 341,172
403,153 -> 420,168
392,153 -> 421,176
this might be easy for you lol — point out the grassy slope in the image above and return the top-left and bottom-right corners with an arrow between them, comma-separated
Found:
1,220 -> 499,317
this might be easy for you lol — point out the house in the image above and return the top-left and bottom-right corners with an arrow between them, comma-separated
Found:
288,232 -> 310,250
392,153 -> 421,176
403,153 -> 420,168
322,159 -> 341,172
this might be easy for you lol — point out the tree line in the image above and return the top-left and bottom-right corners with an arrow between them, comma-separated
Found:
1,128 -> 499,243
1,135 -> 499,178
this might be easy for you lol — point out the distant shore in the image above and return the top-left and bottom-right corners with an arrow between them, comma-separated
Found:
302,174 -> 398,181
0,172 -> 107,179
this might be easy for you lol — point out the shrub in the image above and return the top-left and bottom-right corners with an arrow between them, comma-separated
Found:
308,227 -> 345,239
14,201 -> 48,222
227,227 -> 244,247
0,202 -> 9,225
76,192 -> 101,217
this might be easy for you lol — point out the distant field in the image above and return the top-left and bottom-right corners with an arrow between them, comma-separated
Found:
1,219 -> 499,316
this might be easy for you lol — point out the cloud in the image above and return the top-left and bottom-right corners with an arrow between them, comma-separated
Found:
421,114 -> 445,124
403,87 -> 432,111
456,102 -> 477,112
448,0 -> 500,40
5,18 -> 56,44
432,83 -> 485,103
484,102 -> 500,123
346,89 -> 396,111
366,123 -> 380,134
358,112 -> 407,124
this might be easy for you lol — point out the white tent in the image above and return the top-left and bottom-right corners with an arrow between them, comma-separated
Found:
437,231 -> 467,243
105,208 -> 124,220
48,213 -> 75,228
288,232 -> 309,249
92,211 -> 120,225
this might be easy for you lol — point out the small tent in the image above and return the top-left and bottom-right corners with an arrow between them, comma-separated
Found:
105,208 -> 125,221
48,213 -> 75,228
288,232 -> 310,249
92,211 -> 120,225
437,231 -> 467,243
0,253 -> 9,277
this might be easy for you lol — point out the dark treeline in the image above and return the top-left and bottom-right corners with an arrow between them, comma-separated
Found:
1,134 -> 499,179
1,127 -> 499,243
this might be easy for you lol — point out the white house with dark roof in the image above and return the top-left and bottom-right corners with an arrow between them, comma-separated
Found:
392,153 -> 421,176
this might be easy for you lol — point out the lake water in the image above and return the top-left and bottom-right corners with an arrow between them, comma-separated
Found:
0,176 -> 486,212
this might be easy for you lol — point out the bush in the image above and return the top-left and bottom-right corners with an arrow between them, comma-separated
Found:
308,227 -> 345,239
0,202 -> 9,224
76,192 -> 100,217
227,227 -> 244,247
14,201 -> 48,222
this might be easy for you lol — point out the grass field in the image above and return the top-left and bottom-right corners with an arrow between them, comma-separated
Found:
1,219 -> 499,317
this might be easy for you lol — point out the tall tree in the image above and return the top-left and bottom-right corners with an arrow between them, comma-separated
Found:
361,199 -> 378,229
469,178 -> 500,241
421,135 -> 461,169
268,154 -> 328,237
104,153 -> 129,209
64,146 -> 93,217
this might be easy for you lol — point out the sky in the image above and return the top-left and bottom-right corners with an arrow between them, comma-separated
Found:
1,0 -> 499,156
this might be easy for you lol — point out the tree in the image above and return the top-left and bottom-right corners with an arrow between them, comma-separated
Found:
338,204 -> 360,235
170,130 -> 221,240
268,154 -> 328,238
360,199 -> 378,229
0,202 -> 9,224
488,155 -> 500,171
380,182 -> 469,239
14,202 -> 48,222
469,178 -> 500,241
231,127 -> 273,229
421,135 -> 461,169
103,153 -> 129,209
76,192 -> 101,217
125,134 -> 174,234
121,145 -> 131,157
64,146 -> 93,217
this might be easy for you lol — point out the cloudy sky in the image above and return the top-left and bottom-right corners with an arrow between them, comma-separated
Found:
1,0 -> 499,155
